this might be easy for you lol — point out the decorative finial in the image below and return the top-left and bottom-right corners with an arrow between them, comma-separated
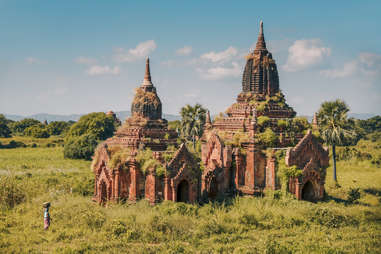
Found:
206,110 -> 211,123
255,20 -> 267,51
205,110 -> 212,128
144,57 -> 151,81
312,112 -> 318,130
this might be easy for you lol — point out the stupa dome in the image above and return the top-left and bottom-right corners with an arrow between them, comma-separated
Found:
131,58 -> 162,120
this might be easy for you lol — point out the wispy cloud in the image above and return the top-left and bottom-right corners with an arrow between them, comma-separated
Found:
320,61 -> 357,78
198,62 -> 241,80
321,52 -> 381,79
283,39 -> 331,72
176,46 -> 192,56
25,57 -> 41,64
75,56 -> 97,65
201,46 -> 238,63
86,65 -> 120,76
114,40 -> 156,62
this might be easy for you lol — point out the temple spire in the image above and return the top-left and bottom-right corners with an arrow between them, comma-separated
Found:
144,57 -> 151,82
312,112 -> 318,131
260,20 -> 263,35
142,57 -> 154,88
255,20 -> 267,51
205,110 -> 212,129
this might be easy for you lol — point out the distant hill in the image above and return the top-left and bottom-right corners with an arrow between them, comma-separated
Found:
3,112 -> 375,123
4,111 -> 181,122
299,113 -> 377,122
211,113 -> 377,122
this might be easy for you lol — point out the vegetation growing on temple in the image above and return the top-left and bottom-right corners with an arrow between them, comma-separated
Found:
248,91 -> 295,113
131,87 -> 162,120
274,149 -> 303,192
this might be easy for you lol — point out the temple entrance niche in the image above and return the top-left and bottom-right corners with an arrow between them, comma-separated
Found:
177,180 -> 189,203
208,177 -> 219,199
229,166 -> 235,190
302,181 -> 315,202
99,181 -> 107,204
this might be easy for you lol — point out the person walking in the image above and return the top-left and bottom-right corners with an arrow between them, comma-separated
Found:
43,202 -> 51,230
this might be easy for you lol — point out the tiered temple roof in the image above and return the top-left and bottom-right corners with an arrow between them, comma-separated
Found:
210,21 -> 298,146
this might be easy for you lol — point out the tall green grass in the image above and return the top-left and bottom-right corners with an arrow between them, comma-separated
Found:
0,141 -> 380,253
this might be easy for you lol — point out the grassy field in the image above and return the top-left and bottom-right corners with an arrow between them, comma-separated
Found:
0,138 -> 380,253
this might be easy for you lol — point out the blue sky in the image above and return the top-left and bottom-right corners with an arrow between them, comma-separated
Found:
1,1 -> 380,116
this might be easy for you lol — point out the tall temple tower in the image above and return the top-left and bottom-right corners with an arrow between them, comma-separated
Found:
241,21 -> 279,96
213,21 -> 296,135
105,57 -> 177,151
200,21 -> 328,201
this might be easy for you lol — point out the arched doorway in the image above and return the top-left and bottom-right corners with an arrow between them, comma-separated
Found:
302,181 -> 315,202
99,181 -> 107,204
208,176 -> 218,199
177,180 -> 189,203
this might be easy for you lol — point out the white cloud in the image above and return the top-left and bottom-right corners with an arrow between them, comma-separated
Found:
199,62 -> 241,80
201,46 -> 238,63
114,40 -> 157,62
320,61 -> 357,78
321,52 -> 381,79
75,56 -> 97,65
358,52 -> 381,77
25,57 -> 40,64
283,39 -> 331,72
86,65 -> 120,76
176,46 -> 192,56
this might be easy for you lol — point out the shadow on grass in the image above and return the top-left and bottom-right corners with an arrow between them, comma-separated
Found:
322,194 -> 347,204
364,188 -> 381,197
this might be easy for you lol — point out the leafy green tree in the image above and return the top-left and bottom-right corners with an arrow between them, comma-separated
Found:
180,104 -> 207,149
0,114 -> 12,138
64,112 -> 116,160
64,134 -> 98,160
66,112 -> 115,140
9,118 -> 40,135
24,124 -> 50,138
357,116 -> 381,134
317,99 -> 355,183
47,121 -> 71,136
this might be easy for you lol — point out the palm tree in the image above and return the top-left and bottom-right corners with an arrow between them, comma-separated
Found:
180,104 -> 207,149
317,99 -> 355,183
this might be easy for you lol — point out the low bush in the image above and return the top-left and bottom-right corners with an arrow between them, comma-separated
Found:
307,207 -> 358,228
347,188 -> 361,204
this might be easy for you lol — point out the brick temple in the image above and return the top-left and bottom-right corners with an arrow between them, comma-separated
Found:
92,58 -> 200,204
92,21 -> 329,204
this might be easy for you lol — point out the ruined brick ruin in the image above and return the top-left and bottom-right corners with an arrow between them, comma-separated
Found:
92,21 -> 329,204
